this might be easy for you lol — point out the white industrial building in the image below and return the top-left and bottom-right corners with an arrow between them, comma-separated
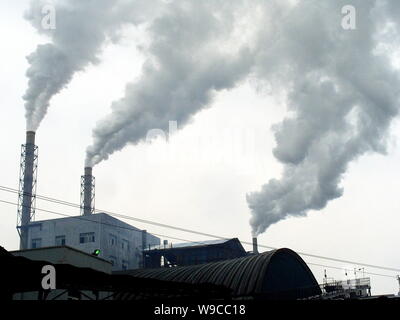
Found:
22,212 -> 160,271
16,133 -> 160,272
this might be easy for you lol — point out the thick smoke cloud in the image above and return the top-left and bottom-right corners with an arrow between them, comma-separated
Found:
85,0 -> 255,166
23,0 -> 161,131
83,0 -> 400,235
247,0 -> 400,235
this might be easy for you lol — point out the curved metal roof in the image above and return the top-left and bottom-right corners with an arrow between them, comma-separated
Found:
124,248 -> 321,298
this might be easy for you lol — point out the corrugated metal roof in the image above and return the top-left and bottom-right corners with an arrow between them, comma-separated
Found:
122,248 -> 321,298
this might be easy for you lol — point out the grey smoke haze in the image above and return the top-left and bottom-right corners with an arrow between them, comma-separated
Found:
23,0 -> 161,131
83,0 -> 400,236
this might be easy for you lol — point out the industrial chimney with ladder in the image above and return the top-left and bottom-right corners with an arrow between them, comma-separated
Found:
17,131 -> 38,250
81,166 -> 95,215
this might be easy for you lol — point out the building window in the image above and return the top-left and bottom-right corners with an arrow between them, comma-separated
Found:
79,232 -> 95,244
109,234 -> 117,246
31,238 -> 42,249
122,239 -> 129,251
55,235 -> 66,246
122,260 -> 128,270
109,256 -> 117,266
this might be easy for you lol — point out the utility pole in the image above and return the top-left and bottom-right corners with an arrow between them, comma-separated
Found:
397,275 -> 400,296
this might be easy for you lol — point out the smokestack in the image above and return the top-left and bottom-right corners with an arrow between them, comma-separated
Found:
18,131 -> 38,250
26,131 -> 35,144
252,237 -> 258,254
81,167 -> 95,215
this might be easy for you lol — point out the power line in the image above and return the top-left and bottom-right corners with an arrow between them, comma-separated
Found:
0,185 -> 234,242
0,198 -> 398,280
306,262 -> 397,279
1,184 -> 400,273
0,198 -> 216,247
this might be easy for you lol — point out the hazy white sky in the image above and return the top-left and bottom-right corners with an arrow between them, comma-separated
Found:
1,1 -> 400,295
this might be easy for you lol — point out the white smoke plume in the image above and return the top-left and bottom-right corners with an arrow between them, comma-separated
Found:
85,0 -> 256,166
23,0 -> 161,131
82,0 -> 400,236
247,0 -> 400,235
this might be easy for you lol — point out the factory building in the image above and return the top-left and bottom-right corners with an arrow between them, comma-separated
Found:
21,212 -> 160,271
144,238 -> 247,268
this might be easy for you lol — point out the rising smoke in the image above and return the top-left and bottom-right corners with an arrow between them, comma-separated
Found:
23,0 -> 161,131
85,0 -> 256,166
247,0 -> 400,235
78,1 -> 400,235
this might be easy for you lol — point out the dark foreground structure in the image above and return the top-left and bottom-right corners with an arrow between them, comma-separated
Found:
1,245 -> 321,300
0,246 -> 228,300
118,248 -> 322,300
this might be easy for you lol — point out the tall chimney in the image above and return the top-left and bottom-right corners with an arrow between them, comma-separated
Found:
252,237 -> 259,254
81,166 -> 95,215
18,131 -> 38,250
